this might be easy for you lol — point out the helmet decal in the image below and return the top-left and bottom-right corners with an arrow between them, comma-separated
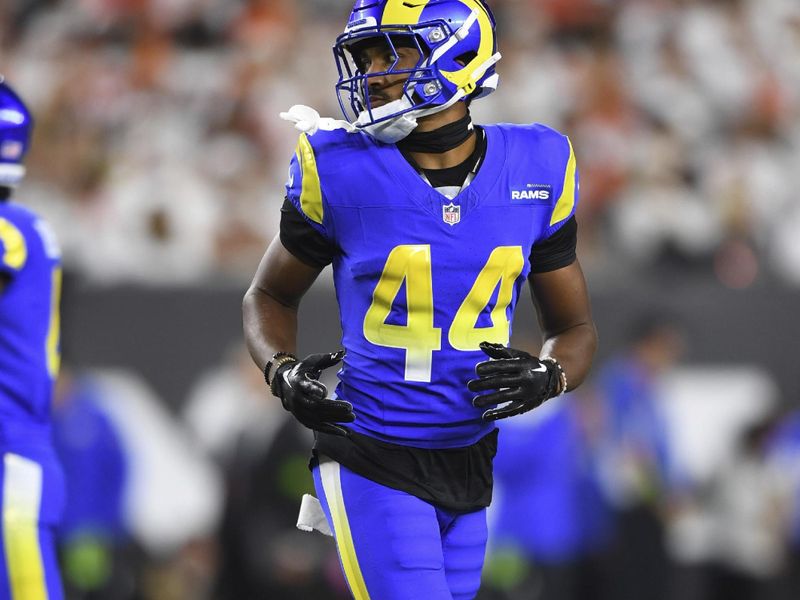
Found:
438,0 -> 495,95
381,0 -> 431,25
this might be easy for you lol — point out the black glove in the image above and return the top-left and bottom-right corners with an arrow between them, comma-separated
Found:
468,342 -> 562,422
272,350 -> 355,436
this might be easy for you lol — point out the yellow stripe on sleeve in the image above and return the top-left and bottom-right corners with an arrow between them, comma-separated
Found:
46,267 -> 62,379
3,453 -> 48,600
295,133 -> 324,225
0,218 -> 27,271
550,138 -> 577,226
320,460 -> 371,600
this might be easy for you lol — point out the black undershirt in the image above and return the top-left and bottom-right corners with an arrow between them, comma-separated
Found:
313,429 -> 498,512
529,215 -> 578,274
399,125 -> 486,189
396,113 -> 475,155
279,129 -> 578,510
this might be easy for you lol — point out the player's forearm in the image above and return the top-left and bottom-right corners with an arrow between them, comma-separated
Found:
242,286 -> 299,372
539,321 -> 597,392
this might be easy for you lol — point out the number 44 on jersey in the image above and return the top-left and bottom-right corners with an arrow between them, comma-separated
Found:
363,244 -> 524,382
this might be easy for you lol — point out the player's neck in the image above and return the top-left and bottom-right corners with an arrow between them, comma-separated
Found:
399,105 -> 476,170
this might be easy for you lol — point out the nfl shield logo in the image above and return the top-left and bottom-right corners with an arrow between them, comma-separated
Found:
442,202 -> 460,226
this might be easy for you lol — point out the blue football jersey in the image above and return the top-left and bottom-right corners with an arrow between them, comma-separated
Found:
286,124 -> 578,448
0,201 -> 62,438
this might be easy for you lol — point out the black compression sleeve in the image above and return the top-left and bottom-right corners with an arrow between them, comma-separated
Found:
279,198 -> 336,268
529,216 -> 578,274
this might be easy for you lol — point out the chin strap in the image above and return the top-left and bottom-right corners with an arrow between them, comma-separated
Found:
279,102 -> 419,143
279,98 -> 465,145
279,75 -> 490,144
355,99 -> 420,144
355,91 -> 469,143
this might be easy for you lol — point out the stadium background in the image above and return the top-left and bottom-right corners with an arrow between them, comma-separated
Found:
4,0 -> 800,599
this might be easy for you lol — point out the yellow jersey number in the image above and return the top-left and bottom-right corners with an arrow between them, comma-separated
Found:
363,245 -> 524,382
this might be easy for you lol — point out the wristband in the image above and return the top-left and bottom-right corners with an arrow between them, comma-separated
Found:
264,352 -> 297,386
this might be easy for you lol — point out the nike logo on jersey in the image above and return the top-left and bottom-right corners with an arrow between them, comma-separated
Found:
511,183 -> 552,201
287,168 -> 294,188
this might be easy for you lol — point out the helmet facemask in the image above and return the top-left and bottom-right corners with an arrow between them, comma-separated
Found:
335,28 -> 446,127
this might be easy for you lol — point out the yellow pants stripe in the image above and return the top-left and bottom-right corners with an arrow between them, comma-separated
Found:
3,453 -> 48,600
320,460 -> 371,600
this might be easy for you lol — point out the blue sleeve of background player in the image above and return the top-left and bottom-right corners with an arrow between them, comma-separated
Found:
0,215 -> 28,277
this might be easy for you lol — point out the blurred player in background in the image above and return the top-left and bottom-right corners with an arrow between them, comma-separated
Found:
595,313 -> 686,600
0,78 -> 65,599
243,1 -> 597,598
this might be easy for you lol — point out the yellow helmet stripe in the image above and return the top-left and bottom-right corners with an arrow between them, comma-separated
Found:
382,0 -> 432,26
440,0 -> 494,93
295,133 -> 324,225
550,139 -> 577,226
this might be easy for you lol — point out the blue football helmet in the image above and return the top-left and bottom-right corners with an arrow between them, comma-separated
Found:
0,77 -> 33,188
333,0 -> 501,135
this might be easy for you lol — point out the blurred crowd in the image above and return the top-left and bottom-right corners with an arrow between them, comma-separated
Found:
2,0 -> 800,288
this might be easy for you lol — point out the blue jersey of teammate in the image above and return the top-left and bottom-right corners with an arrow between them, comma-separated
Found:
0,200 -> 62,438
286,123 -> 578,448
0,78 -> 66,600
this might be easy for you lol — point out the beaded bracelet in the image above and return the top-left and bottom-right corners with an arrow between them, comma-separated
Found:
541,357 -> 568,396
264,352 -> 297,386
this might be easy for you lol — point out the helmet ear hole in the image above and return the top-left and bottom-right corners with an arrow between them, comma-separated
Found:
455,51 -> 477,67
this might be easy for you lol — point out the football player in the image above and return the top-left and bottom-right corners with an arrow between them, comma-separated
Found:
243,1 -> 598,598
0,78 -> 65,599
